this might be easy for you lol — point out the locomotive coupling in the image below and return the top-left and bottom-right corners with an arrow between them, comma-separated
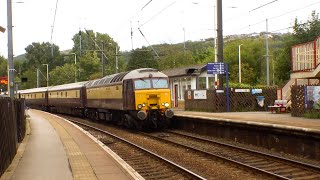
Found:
164,109 -> 174,118
137,110 -> 147,120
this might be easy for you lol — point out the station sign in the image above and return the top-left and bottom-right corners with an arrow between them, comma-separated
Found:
207,62 -> 226,74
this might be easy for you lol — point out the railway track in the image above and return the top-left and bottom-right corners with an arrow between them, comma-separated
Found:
68,119 -> 205,180
63,115 -> 318,179
145,130 -> 320,180
62,116 -> 279,179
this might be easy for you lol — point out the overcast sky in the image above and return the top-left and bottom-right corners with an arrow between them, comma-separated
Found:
0,0 -> 319,58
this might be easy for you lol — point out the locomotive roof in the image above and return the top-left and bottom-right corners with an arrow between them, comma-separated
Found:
48,81 -> 88,91
18,87 -> 48,94
86,72 -> 129,88
123,68 -> 167,80
85,68 -> 167,88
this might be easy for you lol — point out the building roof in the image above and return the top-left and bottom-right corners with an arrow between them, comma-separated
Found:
161,64 -> 207,78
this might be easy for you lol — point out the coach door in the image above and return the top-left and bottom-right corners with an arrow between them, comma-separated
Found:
123,80 -> 134,110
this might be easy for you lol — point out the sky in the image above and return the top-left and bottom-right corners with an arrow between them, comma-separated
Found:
0,0 -> 320,58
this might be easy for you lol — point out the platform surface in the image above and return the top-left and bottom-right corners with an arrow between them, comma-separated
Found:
3,109 -> 141,180
174,109 -> 320,132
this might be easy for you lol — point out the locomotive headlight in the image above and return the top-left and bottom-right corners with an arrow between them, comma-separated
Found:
137,104 -> 146,109
164,102 -> 170,108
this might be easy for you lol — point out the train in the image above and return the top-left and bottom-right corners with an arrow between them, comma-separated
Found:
18,68 -> 174,129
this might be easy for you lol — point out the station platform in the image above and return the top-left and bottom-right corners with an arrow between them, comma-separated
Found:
1,109 -> 142,180
173,109 -> 320,132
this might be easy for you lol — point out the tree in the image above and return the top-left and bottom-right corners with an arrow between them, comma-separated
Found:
293,11 -> 320,44
274,11 -> 320,86
19,68 -> 38,89
127,47 -> 159,70
72,30 -> 124,76
25,42 -> 63,69
49,64 -> 76,85
159,51 -> 194,70
78,52 -> 101,81
0,56 -> 7,76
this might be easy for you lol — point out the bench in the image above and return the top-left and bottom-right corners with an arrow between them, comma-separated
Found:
268,100 -> 288,113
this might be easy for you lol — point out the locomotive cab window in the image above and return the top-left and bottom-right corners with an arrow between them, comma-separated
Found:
134,79 -> 151,89
134,78 -> 169,90
152,78 -> 168,88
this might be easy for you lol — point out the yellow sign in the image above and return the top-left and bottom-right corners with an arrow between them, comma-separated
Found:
0,79 -> 8,85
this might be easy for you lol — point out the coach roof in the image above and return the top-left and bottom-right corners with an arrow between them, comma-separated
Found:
18,87 -> 48,94
48,81 -> 88,91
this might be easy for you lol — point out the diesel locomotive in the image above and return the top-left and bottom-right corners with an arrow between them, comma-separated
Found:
18,68 -> 174,129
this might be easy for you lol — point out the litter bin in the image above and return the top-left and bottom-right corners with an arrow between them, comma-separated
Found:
256,96 -> 265,107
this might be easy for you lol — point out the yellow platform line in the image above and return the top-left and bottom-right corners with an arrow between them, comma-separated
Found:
46,116 -> 98,180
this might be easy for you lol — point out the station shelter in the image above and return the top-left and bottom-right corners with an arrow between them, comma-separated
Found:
162,64 -> 216,108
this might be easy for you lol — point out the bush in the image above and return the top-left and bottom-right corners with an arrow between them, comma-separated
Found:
303,110 -> 320,119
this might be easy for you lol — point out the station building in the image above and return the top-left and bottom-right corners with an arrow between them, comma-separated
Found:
162,64 -> 216,108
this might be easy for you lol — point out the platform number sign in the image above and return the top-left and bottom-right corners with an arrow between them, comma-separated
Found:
207,62 -> 226,74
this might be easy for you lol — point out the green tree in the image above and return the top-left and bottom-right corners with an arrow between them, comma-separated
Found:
20,68 -> 37,89
78,52 -> 101,81
25,42 -> 63,69
127,47 -> 159,70
72,30 -> 124,76
274,11 -> 320,86
0,56 -> 7,76
224,38 -> 265,85
49,64 -> 76,85
293,11 -> 320,43
159,51 -> 194,70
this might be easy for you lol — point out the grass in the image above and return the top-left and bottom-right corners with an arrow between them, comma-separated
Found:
303,110 -> 320,119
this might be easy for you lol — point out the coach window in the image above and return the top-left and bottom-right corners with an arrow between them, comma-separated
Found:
65,92 -> 67,97
76,91 -> 78,98
61,92 -> 63,97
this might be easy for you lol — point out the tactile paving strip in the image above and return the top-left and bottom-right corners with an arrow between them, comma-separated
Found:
46,116 -> 98,180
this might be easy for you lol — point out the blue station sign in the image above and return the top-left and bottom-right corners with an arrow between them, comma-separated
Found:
207,62 -> 226,74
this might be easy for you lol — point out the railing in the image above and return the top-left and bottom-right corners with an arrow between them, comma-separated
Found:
184,87 -> 277,112
0,97 -> 26,177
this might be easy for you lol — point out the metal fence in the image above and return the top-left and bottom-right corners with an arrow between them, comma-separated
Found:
291,85 -> 320,117
185,87 -> 277,112
0,97 -> 26,176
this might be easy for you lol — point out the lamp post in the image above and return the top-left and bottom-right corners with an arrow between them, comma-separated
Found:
115,45 -> 118,73
7,0 -> 14,99
109,43 -> 119,73
70,53 -> 77,82
42,64 -> 48,87
238,44 -> 243,83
